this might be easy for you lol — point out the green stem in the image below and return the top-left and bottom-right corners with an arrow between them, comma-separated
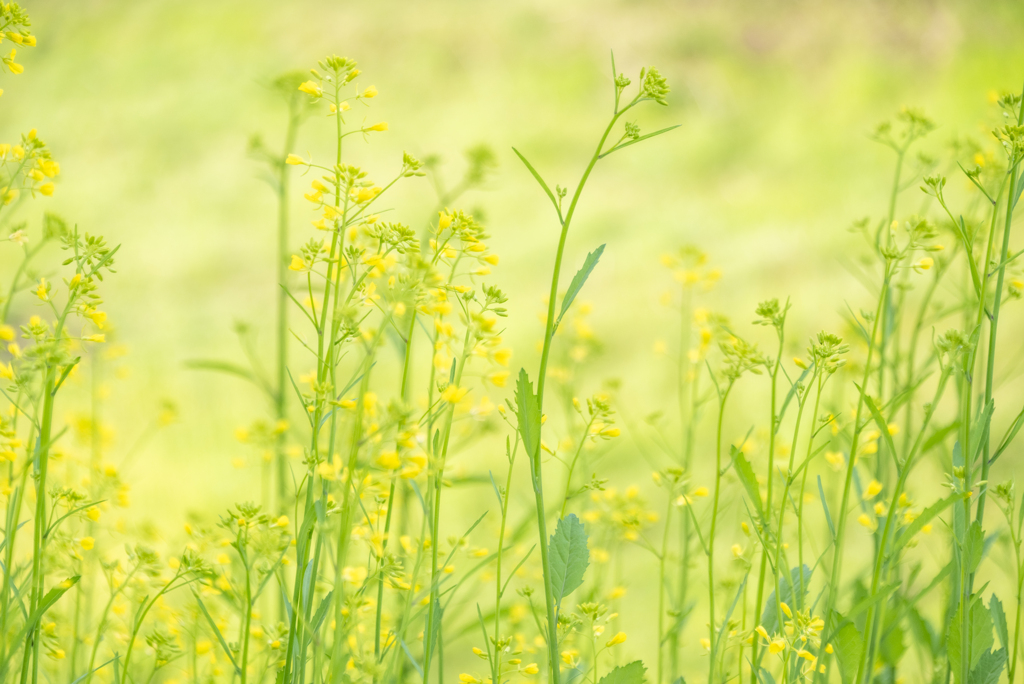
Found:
708,385 -> 733,684
813,263 -> 891,684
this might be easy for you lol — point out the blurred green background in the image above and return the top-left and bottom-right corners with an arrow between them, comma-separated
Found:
4,0 -> 1024,666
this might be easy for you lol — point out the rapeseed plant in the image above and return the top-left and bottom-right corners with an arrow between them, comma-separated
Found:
3,5 -> 1024,684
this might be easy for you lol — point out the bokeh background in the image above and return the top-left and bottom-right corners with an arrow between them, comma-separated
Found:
4,0 -> 1024,670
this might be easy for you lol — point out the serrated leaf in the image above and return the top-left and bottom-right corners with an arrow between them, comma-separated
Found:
990,595 -> 1008,651
832,617 -> 864,684
964,522 -> 985,574
969,648 -> 1007,684
548,514 -> 589,610
555,245 -> 605,332
597,660 -> 646,684
949,598 -> 995,682
731,446 -> 764,523
515,369 -> 541,462
760,566 -> 812,635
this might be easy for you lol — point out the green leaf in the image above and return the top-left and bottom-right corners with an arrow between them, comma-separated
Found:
760,566 -> 811,635
600,125 -> 681,158
731,445 -> 764,523
949,598 -> 995,682
515,370 -> 542,463
964,521 -> 985,574
512,147 -> 562,222
990,595 -> 1008,651
597,660 -> 646,684
864,395 -> 899,467
185,359 -> 273,397
893,493 -> 961,553
555,245 -> 605,333
548,514 -> 589,610
879,619 -> 906,665
1,576 -> 81,673
190,587 -> 242,675
969,648 -> 1007,684
831,617 -> 865,684
818,476 -> 836,539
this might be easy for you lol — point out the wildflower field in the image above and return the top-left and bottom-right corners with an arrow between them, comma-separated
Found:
4,1 -> 1024,683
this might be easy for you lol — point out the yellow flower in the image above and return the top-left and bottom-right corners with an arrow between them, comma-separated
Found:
39,182 -> 54,196
285,154 -> 306,165
825,451 -> 845,471
34,277 -> 48,301
362,86 -> 378,98
692,486 -> 709,498
700,638 -> 711,651
366,122 -> 388,132
79,537 -> 95,551
769,639 -> 786,655
441,385 -> 468,404
289,255 -> 306,271
779,601 -> 792,618
605,632 -> 627,647
521,664 -> 539,676
487,370 -> 510,387
755,625 -> 769,641
4,49 -> 24,74
298,80 -> 322,97
858,513 -> 877,530
864,480 -> 882,499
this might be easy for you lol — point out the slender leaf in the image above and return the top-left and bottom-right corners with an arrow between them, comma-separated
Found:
893,493 -> 961,553
516,369 -> 542,462
190,587 -> 242,675
512,147 -> 562,221
731,446 -> 765,523
555,245 -> 605,332
600,125 -> 681,157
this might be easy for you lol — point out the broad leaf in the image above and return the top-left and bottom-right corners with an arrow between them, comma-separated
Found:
832,617 -> 865,684
548,514 -> 589,610
969,648 -> 1007,684
760,566 -> 811,635
948,598 -> 995,682
597,660 -> 646,684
